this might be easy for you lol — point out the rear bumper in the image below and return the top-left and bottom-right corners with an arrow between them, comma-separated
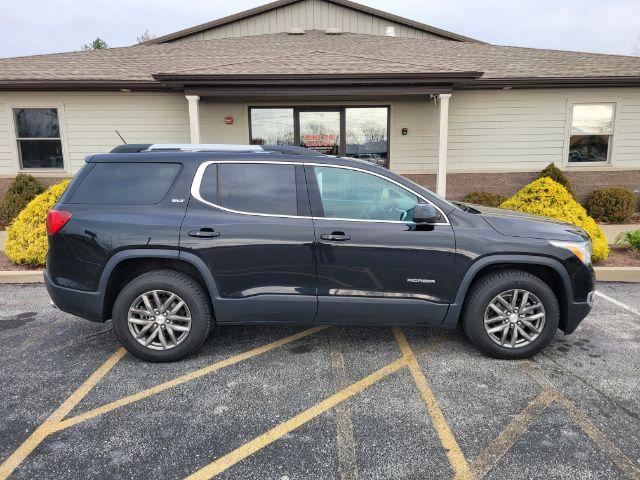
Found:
44,270 -> 106,322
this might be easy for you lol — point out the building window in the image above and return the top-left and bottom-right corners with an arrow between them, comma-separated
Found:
13,108 -> 64,169
345,107 -> 388,167
248,106 -> 390,167
568,103 -> 615,163
249,108 -> 294,146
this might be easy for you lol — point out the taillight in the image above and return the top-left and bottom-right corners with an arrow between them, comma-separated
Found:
46,209 -> 72,235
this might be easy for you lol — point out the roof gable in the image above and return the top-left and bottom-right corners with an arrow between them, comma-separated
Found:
146,0 -> 480,44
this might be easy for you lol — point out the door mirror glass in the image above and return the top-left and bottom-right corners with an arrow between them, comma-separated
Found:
413,203 -> 440,224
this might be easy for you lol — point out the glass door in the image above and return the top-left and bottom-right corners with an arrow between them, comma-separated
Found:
298,110 -> 341,155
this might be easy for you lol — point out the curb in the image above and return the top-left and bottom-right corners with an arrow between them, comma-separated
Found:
0,270 -> 44,284
594,267 -> 640,283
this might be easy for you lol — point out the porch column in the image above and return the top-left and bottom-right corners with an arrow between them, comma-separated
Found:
436,93 -> 452,198
186,95 -> 201,144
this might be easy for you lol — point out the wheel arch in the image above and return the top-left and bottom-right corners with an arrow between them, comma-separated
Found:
442,255 -> 572,331
99,250 -> 220,320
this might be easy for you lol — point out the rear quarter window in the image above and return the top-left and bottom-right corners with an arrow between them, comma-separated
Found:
67,162 -> 180,204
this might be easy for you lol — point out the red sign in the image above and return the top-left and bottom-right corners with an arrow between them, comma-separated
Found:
224,116 -> 234,125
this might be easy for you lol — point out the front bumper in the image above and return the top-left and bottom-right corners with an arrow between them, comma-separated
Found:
44,270 -> 106,322
563,290 -> 595,334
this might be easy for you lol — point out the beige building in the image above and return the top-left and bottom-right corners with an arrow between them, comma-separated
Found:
1,0 -> 640,201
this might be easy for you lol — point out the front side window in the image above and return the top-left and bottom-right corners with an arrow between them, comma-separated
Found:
200,163 -> 298,216
13,108 -> 64,169
312,166 -> 419,222
569,104 -> 615,163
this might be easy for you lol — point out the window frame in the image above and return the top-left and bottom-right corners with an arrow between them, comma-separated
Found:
564,101 -> 618,167
191,160 -> 449,225
7,102 -> 69,177
248,106 -> 391,168
9,104 -> 69,174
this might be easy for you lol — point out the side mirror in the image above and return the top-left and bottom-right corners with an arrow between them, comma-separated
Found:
413,203 -> 440,224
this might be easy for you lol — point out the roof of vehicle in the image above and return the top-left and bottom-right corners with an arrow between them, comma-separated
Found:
87,144 -> 383,170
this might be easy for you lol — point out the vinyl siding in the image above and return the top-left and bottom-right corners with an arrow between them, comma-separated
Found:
0,91 -> 190,176
446,88 -> 640,173
1,88 -> 640,179
174,0 -> 440,41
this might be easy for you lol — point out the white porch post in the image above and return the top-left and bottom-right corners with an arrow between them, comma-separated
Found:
186,95 -> 201,144
436,93 -> 452,198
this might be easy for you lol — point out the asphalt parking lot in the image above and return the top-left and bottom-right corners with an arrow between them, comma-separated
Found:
0,283 -> 638,480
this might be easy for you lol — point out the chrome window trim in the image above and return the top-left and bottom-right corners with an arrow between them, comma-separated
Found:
191,160 -> 450,226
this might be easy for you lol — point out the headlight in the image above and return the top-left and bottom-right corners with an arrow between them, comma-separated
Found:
549,240 -> 592,266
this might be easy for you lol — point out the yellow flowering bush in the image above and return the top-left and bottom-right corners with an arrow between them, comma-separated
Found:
4,180 -> 71,266
500,178 -> 608,262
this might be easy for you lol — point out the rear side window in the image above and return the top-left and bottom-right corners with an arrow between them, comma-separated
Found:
68,162 -> 180,204
199,163 -> 298,216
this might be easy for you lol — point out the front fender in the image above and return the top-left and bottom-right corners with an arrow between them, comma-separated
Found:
441,254 -> 573,328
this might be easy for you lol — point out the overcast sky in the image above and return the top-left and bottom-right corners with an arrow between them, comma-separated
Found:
1,0 -> 639,59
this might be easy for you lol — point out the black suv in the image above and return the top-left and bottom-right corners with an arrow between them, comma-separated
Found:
45,144 -> 595,362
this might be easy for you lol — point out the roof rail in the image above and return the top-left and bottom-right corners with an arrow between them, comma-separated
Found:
109,143 -> 324,156
145,144 -> 265,152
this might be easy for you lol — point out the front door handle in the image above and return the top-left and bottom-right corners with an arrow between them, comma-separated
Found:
188,228 -> 220,239
320,232 -> 351,241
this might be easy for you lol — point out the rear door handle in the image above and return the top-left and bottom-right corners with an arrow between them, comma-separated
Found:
320,232 -> 351,241
188,228 -> 220,239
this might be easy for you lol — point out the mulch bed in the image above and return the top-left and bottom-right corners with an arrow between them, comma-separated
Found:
0,252 -> 41,271
595,247 -> 640,267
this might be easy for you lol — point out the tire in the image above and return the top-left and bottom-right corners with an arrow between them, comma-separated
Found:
112,269 -> 212,362
461,269 -> 559,359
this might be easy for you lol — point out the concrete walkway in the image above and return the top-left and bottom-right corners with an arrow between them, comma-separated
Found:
600,224 -> 638,245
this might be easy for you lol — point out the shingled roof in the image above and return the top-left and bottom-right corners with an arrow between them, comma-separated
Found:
2,31 -> 640,90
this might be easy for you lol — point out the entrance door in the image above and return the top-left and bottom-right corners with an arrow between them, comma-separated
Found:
298,110 -> 341,155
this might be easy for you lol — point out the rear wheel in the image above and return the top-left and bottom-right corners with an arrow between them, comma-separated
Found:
112,269 -> 211,362
462,269 -> 559,359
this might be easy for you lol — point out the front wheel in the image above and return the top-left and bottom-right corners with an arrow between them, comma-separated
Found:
462,269 -> 559,359
112,269 -> 212,362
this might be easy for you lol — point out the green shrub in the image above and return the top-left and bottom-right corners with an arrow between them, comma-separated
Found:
585,188 -> 637,224
615,229 -> 640,252
0,174 -> 45,227
536,163 -> 574,196
501,178 -> 608,261
462,191 -> 506,208
4,180 -> 70,266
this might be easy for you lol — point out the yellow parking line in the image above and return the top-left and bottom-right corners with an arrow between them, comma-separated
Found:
470,390 -> 558,479
329,328 -> 359,480
522,361 -> 640,480
184,357 -> 408,480
392,328 -> 473,480
0,347 -> 126,480
558,396 -> 640,480
54,326 -> 329,432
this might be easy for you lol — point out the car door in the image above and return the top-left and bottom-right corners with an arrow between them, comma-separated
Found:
180,160 -> 317,324
305,163 -> 456,325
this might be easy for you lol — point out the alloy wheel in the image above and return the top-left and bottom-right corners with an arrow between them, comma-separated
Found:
127,290 -> 192,351
483,289 -> 546,349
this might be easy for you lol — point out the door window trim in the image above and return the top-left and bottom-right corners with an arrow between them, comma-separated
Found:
192,160 -> 449,225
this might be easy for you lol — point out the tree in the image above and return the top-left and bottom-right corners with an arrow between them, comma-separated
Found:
137,30 -> 156,44
81,37 -> 108,51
